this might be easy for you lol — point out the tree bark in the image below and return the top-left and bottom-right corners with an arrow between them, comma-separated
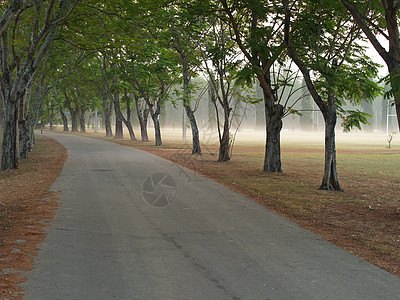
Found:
134,95 -> 149,142
79,106 -> 86,133
114,106 -> 124,139
18,120 -> 30,159
184,103 -> 201,154
104,108 -> 113,137
120,91 -> 136,141
70,109 -> 78,132
0,0 -> 24,36
263,104 -> 283,172
148,98 -> 163,146
388,65 -> 400,131
59,104 -> 69,131
1,97 -> 18,170
152,114 -> 162,146
112,92 -> 136,141
320,98 -> 343,191
181,52 -> 201,154
102,79 -> 113,137
17,89 -> 31,159
62,89 -> 78,132
218,111 -> 231,162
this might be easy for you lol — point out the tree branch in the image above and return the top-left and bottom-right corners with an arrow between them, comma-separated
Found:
340,0 -> 391,65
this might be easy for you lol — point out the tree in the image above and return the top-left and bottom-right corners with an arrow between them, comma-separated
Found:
216,0 -> 287,172
143,0 -> 203,153
340,0 -> 400,131
167,8 -> 203,153
200,17 -> 248,161
0,0 -> 77,170
134,94 -> 149,142
284,0 -> 381,190
0,0 -> 25,35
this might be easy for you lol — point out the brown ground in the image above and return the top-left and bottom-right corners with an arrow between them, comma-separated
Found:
0,136 -> 67,299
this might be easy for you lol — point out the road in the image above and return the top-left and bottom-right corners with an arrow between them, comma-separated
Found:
23,132 -> 400,299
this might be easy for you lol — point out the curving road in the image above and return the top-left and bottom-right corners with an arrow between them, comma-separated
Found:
23,132 -> 400,299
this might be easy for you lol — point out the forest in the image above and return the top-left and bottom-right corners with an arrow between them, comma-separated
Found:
1,0 -> 400,192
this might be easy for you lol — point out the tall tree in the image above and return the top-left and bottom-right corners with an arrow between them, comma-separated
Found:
0,0 -> 77,170
167,4 -> 203,154
216,0 -> 286,172
200,17 -> 249,161
284,0 -> 381,190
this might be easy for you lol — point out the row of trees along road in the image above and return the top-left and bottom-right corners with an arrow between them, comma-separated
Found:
0,0 -> 397,192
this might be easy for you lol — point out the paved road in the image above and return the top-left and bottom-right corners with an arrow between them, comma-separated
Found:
23,132 -> 400,299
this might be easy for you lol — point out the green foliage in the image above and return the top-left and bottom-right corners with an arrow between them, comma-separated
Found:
288,0 -> 382,131
341,109 -> 372,132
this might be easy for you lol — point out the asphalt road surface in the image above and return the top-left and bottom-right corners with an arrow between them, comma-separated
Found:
22,132 -> 400,299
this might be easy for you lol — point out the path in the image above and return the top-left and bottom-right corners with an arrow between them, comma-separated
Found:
23,132 -> 400,299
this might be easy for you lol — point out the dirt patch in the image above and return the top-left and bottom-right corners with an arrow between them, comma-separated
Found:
0,135 -> 67,298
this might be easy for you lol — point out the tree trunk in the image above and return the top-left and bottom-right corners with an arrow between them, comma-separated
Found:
114,114 -> 123,139
1,97 -> 18,170
59,105 -> 69,131
113,99 -> 124,139
79,106 -> 86,133
48,103 -> 54,130
113,93 -> 136,141
102,85 -> 113,137
18,120 -> 30,159
388,65 -> 400,131
263,104 -> 284,172
71,110 -> 78,132
320,97 -> 343,191
104,104 -> 113,137
152,115 -> 162,146
17,90 -> 30,159
184,103 -> 201,154
135,95 -> 149,142
218,113 -> 230,162
121,93 -> 136,141
141,114 -> 149,142
139,109 -> 149,142
208,82 -> 217,130
124,117 -> 136,141
181,52 -> 201,154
